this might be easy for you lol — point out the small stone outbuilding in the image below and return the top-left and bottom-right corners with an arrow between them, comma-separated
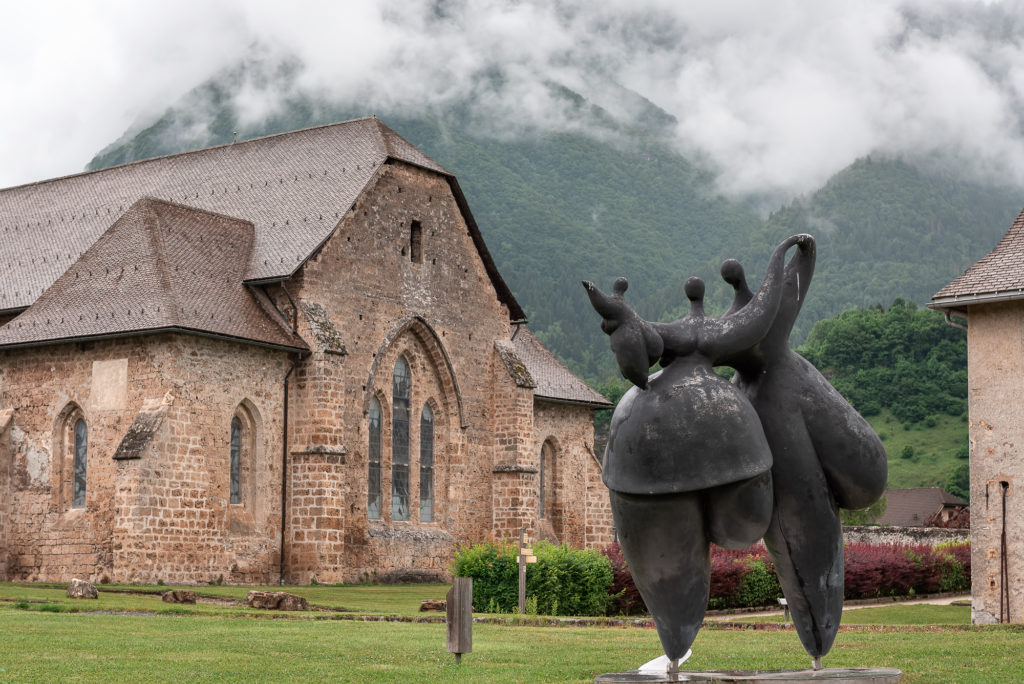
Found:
931,207 -> 1024,623
0,117 -> 613,585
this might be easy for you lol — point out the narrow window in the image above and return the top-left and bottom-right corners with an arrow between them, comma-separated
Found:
392,357 -> 411,521
72,419 -> 87,509
410,220 -> 423,263
230,417 -> 242,504
419,404 -> 434,522
368,397 -> 382,519
539,441 -> 553,519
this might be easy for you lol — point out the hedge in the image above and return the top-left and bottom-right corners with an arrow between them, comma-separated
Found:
601,541 -> 971,615
452,540 -> 613,616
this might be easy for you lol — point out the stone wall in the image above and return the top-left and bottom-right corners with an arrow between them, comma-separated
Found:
0,334 -> 289,584
279,161 -> 522,582
532,400 -> 613,549
842,525 -> 969,546
964,302 -> 1024,624
0,409 -> 11,580
0,158 -> 605,584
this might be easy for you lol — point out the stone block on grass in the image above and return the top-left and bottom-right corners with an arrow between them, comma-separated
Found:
162,590 -> 197,604
66,578 -> 98,599
246,591 -> 308,611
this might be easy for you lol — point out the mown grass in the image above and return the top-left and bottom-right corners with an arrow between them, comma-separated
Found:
2,582 -> 450,616
866,409 -> 968,489
0,606 -> 1021,682
0,584 -> 1019,682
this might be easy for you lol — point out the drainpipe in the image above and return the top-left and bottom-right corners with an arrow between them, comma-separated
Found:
942,310 -> 967,331
280,357 -> 297,585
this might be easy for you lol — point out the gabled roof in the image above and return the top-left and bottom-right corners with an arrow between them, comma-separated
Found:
877,487 -> 967,528
932,206 -> 1024,309
0,197 -> 306,351
512,328 -> 612,408
0,117 -> 524,320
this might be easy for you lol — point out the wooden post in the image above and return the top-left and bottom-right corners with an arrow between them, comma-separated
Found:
517,526 -> 537,614
446,577 -> 472,664
518,527 -> 526,614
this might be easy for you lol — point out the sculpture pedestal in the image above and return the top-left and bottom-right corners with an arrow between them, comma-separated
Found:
594,668 -> 902,683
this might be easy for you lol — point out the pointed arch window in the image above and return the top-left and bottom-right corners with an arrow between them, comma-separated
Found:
419,404 -> 434,522
72,419 -> 87,509
539,440 -> 554,519
368,397 -> 382,519
392,357 -> 411,521
230,417 -> 242,504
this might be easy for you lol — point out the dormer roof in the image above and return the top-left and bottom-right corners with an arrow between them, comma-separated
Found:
0,197 -> 306,351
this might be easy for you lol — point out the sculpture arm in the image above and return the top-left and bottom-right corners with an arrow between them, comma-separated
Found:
707,234 -> 810,356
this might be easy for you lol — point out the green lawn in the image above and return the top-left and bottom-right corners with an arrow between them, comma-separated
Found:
4,582 -> 450,616
0,584 -> 1020,682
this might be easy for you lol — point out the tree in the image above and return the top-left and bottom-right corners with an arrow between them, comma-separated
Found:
945,463 -> 970,501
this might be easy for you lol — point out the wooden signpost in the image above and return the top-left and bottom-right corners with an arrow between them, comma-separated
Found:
446,577 -> 473,664
518,526 -> 537,614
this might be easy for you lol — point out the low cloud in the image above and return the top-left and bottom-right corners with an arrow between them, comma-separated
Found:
4,0 -> 1024,199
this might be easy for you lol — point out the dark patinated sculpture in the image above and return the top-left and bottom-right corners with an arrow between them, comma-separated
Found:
584,234 -> 887,673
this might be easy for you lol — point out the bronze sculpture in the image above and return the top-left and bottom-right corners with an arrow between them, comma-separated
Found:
584,234 -> 887,674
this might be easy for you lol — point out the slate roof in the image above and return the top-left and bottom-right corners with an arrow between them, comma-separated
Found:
932,206 -> 1024,308
0,117 -> 523,320
513,329 -> 612,407
876,487 -> 968,528
0,197 -> 306,351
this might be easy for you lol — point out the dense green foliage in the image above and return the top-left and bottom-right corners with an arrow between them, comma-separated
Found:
800,299 -> 967,424
452,540 -> 612,616
86,63 -> 1023,387
945,463 -> 970,501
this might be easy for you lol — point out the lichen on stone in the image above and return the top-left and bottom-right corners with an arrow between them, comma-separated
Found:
494,341 -> 535,389
301,301 -> 347,355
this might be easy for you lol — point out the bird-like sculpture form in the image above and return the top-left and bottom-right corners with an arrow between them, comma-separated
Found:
721,240 -> 887,666
582,277 -> 663,389
585,234 -> 886,672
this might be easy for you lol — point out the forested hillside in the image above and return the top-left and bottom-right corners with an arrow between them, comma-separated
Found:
87,65 -> 1023,387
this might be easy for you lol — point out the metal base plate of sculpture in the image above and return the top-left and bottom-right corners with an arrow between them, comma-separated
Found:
585,235 -> 895,682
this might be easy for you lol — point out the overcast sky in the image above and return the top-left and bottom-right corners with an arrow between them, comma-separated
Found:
4,0 -> 1024,197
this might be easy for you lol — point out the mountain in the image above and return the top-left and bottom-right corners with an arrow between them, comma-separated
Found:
86,64 -> 1024,385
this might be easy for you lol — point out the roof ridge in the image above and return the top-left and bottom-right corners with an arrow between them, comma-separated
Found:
0,116 -> 383,194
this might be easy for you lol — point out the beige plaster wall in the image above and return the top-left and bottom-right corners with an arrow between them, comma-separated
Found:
966,302 -> 1024,623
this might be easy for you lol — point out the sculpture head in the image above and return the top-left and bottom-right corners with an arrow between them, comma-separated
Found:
684,277 -> 705,302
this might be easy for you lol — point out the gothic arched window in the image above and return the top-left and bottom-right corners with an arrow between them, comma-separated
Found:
539,440 -> 554,519
392,357 -> 411,521
72,418 -> 87,509
368,397 -> 382,520
230,417 -> 242,504
419,404 -> 434,522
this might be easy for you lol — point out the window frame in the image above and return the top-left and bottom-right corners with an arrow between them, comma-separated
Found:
368,396 -> 383,520
419,403 -> 434,523
391,356 -> 412,521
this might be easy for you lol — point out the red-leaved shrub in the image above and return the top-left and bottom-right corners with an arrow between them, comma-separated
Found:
601,540 -> 970,616
603,542 -> 646,615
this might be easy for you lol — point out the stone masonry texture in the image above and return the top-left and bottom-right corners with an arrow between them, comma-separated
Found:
0,154 -> 612,584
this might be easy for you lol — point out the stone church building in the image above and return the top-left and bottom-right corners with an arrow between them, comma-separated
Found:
0,117 -> 613,585
932,208 -> 1024,624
